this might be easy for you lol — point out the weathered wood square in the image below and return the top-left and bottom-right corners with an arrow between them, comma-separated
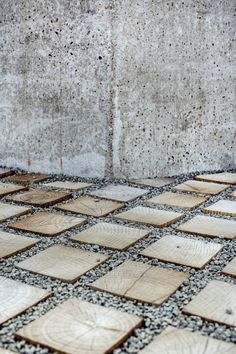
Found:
204,200 -> 236,217
195,172 -> 236,185
16,299 -> 143,354
90,184 -> 148,202
6,173 -> 48,185
43,181 -> 93,190
147,192 -> 206,210
0,202 -> 31,223
174,180 -> 229,195
131,177 -> 175,188
90,260 -> 188,305
7,189 -> 71,207
70,222 -> 149,250
17,245 -> 109,282
0,182 -> 26,198
222,257 -> 236,278
0,231 -> 39,259
140,235 -> 223,269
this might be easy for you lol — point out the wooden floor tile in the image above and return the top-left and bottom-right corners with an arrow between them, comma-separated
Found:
0,202 -> 31,223
0,168 -> 14,178
17,245 -> 109,282
114,206 -> 183,227
16,298 -> 143,354
57,196 -> 124,217
0,276 -> 51,325
147,192 -> 206,210
9,211 -> 85,236
0,182 -> 26,198
90,260 -> 188,305
7,189 -> 71,207
6,173 -> 48,186
0,231 -> 39,259
177,215 -> 236,239
229,190 -> 236,199
222,257 -> 236,278
43,181 -> 93,190
131,177 -> 175,188
195,172 -> 236,185
183,280 -> 236,327
90,184 -> 148,202
204,200 -> 236,217
70,222 -> 150,250
174,180 -> 229,195
139,326 -> 236,354
140,235 -> 223,269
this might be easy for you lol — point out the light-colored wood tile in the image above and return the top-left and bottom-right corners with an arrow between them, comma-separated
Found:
0,168 -> 14,178
16,298 -> 143,354
6,173 -> 48,185
0,276 -> 51,325
147,192 -> 206,210
6,189 -> 71,207
9,212 -> 85,236
57,196 -> 124,217
140,235 -> 223,269
0,182 -> 26,198
0,202 -> 31,223
42,181 -> 93,191
90,260 -> 188,305
139,326 -> 236,354
0,231 -> 39,259
229,191 -> 236,199
17,245 -> 109,282
222,257 -> 236,278
177,215 -> 236,239
204,200 -> 236,217
90,184 -> 148,202
195,172 -> 236,185
131,177 -> 175,188
174,180 -> 229,195
183,280 -> 236,327
70,222 -> 149,250
114,206 -> 183,227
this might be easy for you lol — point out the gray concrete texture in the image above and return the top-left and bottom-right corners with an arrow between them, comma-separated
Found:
0,0 -> 235,178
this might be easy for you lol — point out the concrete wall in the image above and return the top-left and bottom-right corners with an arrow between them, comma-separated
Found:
0,0 -> 235,178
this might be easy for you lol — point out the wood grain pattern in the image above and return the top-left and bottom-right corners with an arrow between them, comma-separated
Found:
42,181 -> 93,190
0,168 -> 14,178
0,276 -> 51,325
90,184 -> 148,202
0,231 -> 39,259
70,222 -> 150,250
177,215 -> 236,239
147,192 -> 206,210
57,196 -> 124,217
140,235 -> 223,269
139,326 -> 236,354
9,211 -> 86,236
222,257 -> 236,278
174,180 -> 229,195
131,177 -> 175,188
183,280 -> 236,327
90,261 -> 188,305
16,299 -> 143,354
0,202 -> 31,223
195,172 -> 236,185
7,189 -> 71,207
204,200 -> 236,217
0,182 -> 26,198
114,206 -> 183,227
17,245 -> 109,283
6,173 -> 48,185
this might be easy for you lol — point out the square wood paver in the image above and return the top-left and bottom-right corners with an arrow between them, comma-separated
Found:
0,231 -> 39,259
16,299 -> 143,354
204,200 -> 236,217
43,181 -> 93,190
90,260 -> 188,305
70,222 -> 150,250
9,212 -> 86,236
0,202 -> 31,223
177,215 -> 236,239
140,235 -> 223,269
17,245 -> 109,282
6,189 -> 71,207
114,206 -> 183,227
0,182 -> 26,198
0,276 -> 51,325
131,177 -> 175,188
0,168 -> 14,178
222,257 -> 236,278
57,196 -> 124,217
147,192 -> 206,210
139,326 -> 236,354
174,180 -> 229,195
90,184 -> 148,202
6,173 -> 48,185
195,172 -> 236,185
183,280 -> 236,327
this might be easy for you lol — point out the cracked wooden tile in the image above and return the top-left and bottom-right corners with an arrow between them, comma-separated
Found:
0,182 -> 27,198
130,177 -> 175,188
195,172 -> 236,185
0,231 -> 39,259
90,184 -> 148,202
174,180 -> 229,195
90,260 -> 188,305
0,202 -> 31,223
42,181 -> 93,191
140,235 -> 223,269
222,257 -> 236,278
204,200 -> 236,217
6,173 -> 48,186
147,192 -> 206,210
17,245 -> 109,283
16,299 -> 143,354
